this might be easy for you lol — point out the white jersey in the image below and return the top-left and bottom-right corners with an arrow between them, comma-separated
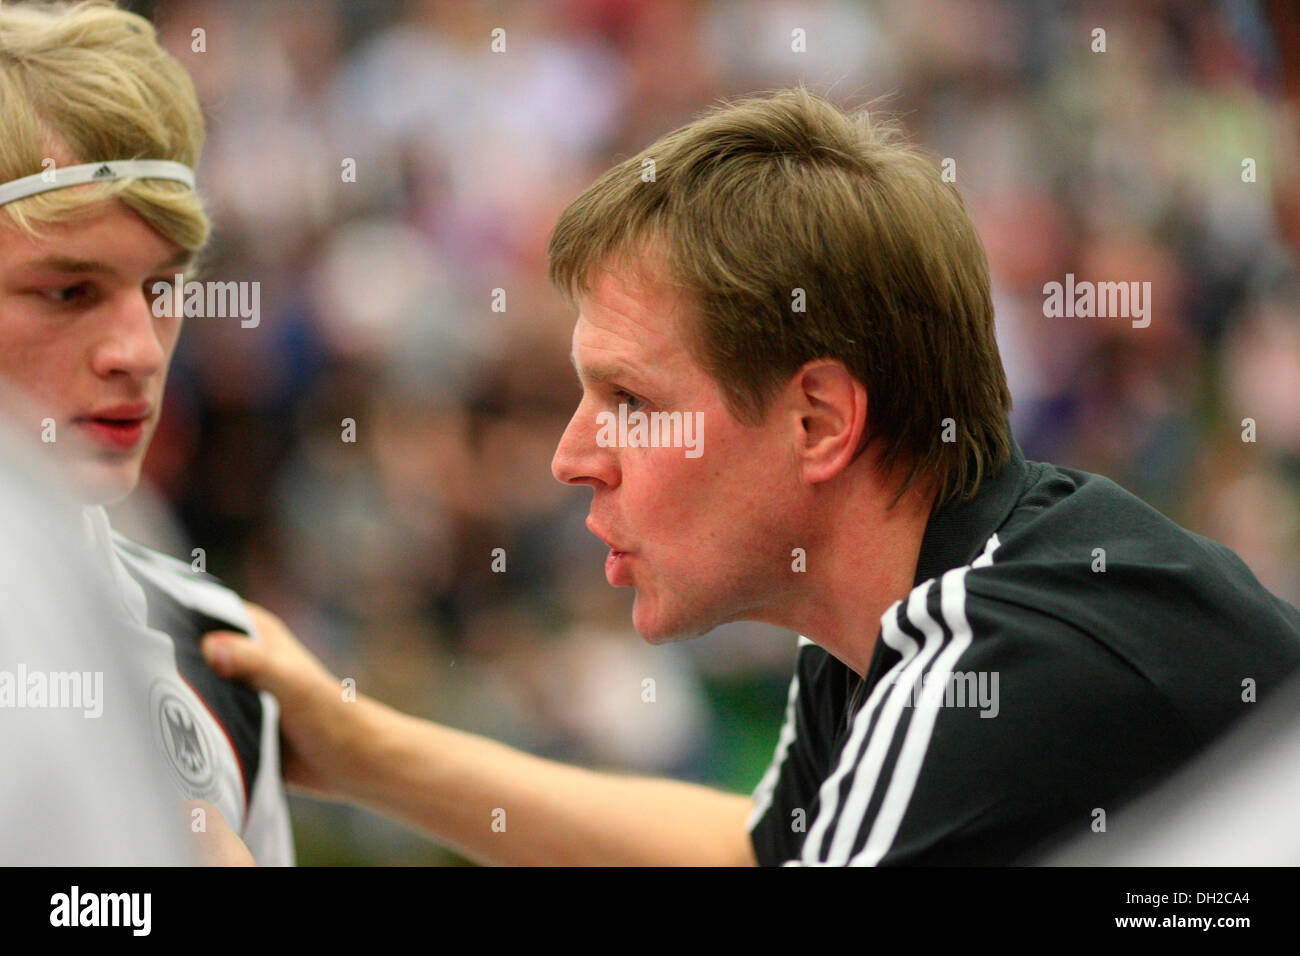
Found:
84,506 -> 295,866
0,439 -> 193,865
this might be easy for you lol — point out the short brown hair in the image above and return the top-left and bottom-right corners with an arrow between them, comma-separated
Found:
549,88 -> 1011,506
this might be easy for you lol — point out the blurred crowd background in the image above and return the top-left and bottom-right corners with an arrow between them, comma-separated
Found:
105,0 -> 1300,864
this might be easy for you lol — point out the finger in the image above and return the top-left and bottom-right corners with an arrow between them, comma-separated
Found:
201,630 -> 273,690
242,602 -> 322,668
243,601 -> 294,653
203,615 -> 331,708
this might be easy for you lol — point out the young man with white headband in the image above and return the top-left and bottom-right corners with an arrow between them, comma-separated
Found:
0,0 -> 291,864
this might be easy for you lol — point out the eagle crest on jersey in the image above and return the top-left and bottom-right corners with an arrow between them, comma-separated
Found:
163,698 -> 205,776
151,681 -> 216,796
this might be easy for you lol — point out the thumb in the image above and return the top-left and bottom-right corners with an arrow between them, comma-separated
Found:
202,631 -> 274,692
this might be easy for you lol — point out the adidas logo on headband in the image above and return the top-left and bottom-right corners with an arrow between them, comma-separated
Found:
0,160 -> 196,207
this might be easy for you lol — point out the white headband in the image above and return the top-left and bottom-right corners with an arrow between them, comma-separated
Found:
0,160 -> 195,207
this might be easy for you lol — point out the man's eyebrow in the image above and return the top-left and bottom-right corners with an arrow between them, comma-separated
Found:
21,248 -> 194,278
569,350 -> 632,385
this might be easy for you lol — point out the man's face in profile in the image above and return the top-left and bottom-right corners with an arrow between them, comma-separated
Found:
0,202 -> 188,504
552,257 -> 804,643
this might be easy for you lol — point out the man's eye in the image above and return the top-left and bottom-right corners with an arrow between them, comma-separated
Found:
44,283 -> 93,304
614,390 -> 644,412
41,281 -> 109,307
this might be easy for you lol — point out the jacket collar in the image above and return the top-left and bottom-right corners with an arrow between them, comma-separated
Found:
912,434 -> 1030,585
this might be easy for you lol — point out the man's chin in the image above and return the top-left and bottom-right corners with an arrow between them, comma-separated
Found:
631,595 -> 711,645
68,458 -> 141,507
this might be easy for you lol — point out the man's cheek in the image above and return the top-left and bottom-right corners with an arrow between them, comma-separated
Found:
0,342 -> 44,390
0,371 -> 64,431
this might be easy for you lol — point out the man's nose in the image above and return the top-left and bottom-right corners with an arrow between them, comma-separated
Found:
90,290 -> 168,379
552,403 -> 619,489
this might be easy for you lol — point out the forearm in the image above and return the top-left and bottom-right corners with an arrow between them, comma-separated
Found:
340,697 -> 757,866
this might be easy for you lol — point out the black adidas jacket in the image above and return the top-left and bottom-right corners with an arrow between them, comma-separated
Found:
748,439 -> 1300,865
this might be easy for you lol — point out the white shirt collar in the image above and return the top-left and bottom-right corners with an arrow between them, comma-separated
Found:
81,505 -> 150,626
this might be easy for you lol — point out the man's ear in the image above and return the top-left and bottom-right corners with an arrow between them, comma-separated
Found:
790,359 -> 868,485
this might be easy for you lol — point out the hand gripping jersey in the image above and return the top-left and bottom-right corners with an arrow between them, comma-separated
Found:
84,506 -> 295,866
748,438 -> 1300,866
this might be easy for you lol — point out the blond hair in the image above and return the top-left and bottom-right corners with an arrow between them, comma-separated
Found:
550,88 -> 1012,506
0,0 -> 208,250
